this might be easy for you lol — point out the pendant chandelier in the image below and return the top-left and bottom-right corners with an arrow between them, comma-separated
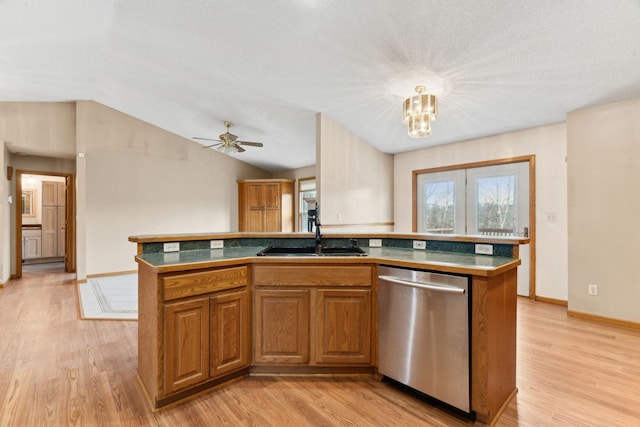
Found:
402,85 -> 438,138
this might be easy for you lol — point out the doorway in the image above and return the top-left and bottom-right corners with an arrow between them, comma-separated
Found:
16,170 -> 75,277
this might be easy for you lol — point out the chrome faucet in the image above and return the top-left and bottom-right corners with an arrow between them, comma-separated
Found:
314,203 -> 322,252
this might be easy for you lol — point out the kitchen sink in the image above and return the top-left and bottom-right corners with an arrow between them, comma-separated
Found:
256,246 -> 367,257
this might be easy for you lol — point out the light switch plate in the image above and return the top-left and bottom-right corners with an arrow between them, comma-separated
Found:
413,240 -> 426,250
369,239 -> 382,248
163,242 -> 180,252
210,240 -> 224,249
475,244 -> 493,255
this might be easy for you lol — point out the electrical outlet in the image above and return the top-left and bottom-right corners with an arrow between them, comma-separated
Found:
475,244 -> 494,255
210,240 -> 224,249
413,240 -> 426,250
588,284 -> 598,296
163,242 -> 180,252
369,239 -> 382,248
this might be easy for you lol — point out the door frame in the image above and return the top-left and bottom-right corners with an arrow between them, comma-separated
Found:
15,170 -> 75,277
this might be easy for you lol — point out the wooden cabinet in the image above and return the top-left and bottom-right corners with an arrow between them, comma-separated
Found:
253,265 -> 372,367
315,289 -> 371,365
22,228 -> 42,259
164,297 -> 210,394
254,289 -> 310,364
210,289 -> 250,378
138,265 -> 250,408
238,179 -> 294,232
41,181 -> 65,258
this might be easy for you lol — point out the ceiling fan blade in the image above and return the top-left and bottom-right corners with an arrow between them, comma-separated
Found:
237,141 -> 263,147
202,143 -> 223,149
193,136 -> 222,142
235,145 -> 246,153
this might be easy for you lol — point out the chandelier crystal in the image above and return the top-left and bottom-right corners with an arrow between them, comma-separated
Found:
403,85 -> 438,138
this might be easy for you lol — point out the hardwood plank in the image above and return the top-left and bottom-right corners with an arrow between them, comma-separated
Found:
1,273 -> 640,426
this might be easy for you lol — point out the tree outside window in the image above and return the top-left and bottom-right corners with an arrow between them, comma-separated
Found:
424,180 -> 455,233
476,175 -> 516,234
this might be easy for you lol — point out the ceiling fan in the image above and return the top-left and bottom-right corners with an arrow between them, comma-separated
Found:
193,121 -> 264,153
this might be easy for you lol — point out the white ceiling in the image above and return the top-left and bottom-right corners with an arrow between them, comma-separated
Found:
2,1 -> 640,172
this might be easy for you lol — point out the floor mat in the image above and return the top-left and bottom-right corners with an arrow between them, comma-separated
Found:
77,274 -> 138,320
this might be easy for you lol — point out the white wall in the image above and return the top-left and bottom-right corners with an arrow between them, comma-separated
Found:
394,124 -> 568,301
317,114 -> 394,233
76,102 -> 270,277
567,97 -> 640,323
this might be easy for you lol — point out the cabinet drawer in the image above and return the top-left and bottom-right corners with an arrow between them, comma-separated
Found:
22,228 -> 42,237
253,265 -> 371,287
164,266 -> 247,301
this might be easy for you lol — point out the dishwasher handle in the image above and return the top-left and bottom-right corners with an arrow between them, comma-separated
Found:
378,275 -> 466,295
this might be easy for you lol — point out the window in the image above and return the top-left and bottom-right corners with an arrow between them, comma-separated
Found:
416,169 -> 465,234
476,174 -> 516,234
414,159 -> 530,237
424,180 -> 455,233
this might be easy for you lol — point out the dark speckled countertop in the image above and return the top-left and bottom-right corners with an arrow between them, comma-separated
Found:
136,245 -> 520,277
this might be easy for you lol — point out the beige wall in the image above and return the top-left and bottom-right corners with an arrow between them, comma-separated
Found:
1,101 -> 270,280
316,114 -> 394,233
273,165 -> 316,181
0,102 -> 76,158
76,101 -> 271,277
567,97 -> 640,323
394,124 -> 569,301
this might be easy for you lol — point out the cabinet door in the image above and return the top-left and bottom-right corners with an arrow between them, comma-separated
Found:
41,181 -> 57,206
247,208 -> 265,232
254,289 -> 309,364
210,290 -> 250,378
246,183 -> 265,208
23,236 -> 42,259
164,298 -> 209,394
263,183 -> 281,231
41,181 -> 66,258
41,206 -> 57,258
247,183 -> 266,231
263,183 -> 280,209
315,289 -> 371,365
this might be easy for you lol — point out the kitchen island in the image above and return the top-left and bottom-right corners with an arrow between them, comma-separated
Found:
131,232 -> 522,425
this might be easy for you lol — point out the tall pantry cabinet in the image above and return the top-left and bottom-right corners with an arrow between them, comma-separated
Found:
41,181 -> 66,258
238,179 -> 294,232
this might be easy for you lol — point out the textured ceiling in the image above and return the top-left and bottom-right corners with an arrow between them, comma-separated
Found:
2,1 -> 640,171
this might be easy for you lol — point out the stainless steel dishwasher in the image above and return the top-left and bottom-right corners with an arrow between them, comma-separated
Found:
377,265 -> 471,414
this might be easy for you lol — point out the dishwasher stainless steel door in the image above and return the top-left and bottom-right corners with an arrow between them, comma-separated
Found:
377,266 -> 471,413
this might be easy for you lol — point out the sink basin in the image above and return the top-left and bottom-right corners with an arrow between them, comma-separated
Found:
319,247 -> 367,256
257,246 -> 367,257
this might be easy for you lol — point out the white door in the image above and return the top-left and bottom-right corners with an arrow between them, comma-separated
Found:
467,162 -> 530,296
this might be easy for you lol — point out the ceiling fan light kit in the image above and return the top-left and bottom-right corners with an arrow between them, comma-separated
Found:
403,85 -> 438,138
193,120 -> 263,154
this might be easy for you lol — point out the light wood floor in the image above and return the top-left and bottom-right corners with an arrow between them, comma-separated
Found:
1,272 -> 639,426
